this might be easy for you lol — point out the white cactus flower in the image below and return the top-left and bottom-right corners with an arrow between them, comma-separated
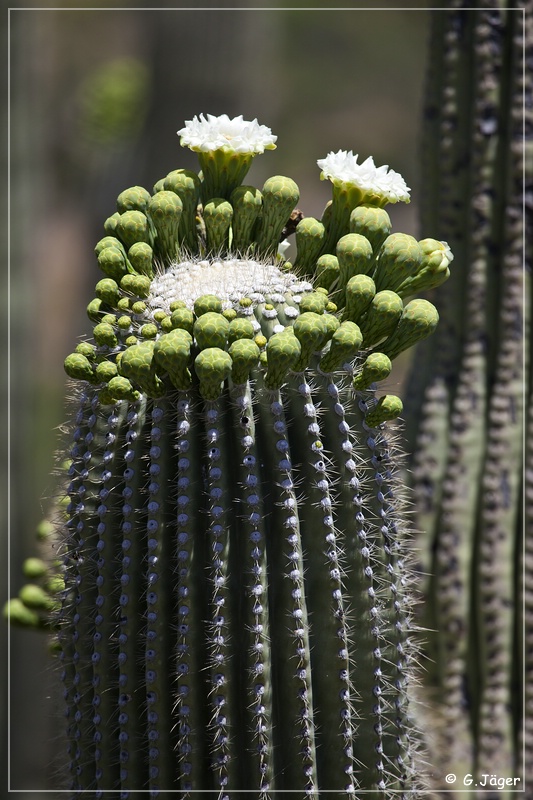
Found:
317,150 -> 410,205
178,114 -> 277,155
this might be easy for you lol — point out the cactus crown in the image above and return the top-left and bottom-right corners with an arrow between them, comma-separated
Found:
9,113 -> 452,798
63,113 -> 449,408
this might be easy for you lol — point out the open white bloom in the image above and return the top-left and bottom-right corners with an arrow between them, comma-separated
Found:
317,150 -> 410,204
178,113 -> 277,154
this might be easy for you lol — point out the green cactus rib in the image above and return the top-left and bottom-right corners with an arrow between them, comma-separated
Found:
202,398 -> 240,794
254,379 -> 319,795
91,401 -> 129,790
117,397 -> 149,792
144,402 -> 176,791
59,391 -> 95,790
227,380 -> 273,796
284,372 -> 355,792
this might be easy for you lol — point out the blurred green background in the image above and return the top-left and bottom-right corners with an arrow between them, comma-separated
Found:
6,2 -> 430,793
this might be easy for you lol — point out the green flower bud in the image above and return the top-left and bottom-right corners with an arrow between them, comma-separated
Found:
95,278 -> 121,307
373,233 -> 424,294
393,238 -> 453,298
147,191 -> 183,260
203,197 -> 233,253
36,520 -> 54,540
194,294 -> 223,317
97,387 -> 116,406
343,274 -> 376,323
264,330 -> 301,389
293,217 -> 326,275
117,297 -> 131,312
120,273 -> 151,298
64,353 -> 96,383
23,558 -> 48,580
222,308 -> 237,321
95,235 -> 124,257
3,598 -> 41,629
131,301 -> 147,315
107,375 -> 140,402
117,315 -> 132,331
193,311 -> 230,351
97,246 -> 128,281
19,583 -> 56,611
103,212 -> 121,237
314,254 -> 340,291
228,317 -> 256,343
116,185 -> 151,214
292,312 -> 327,372
101,313 -> 117,326
46,575 -> 65,595
75,341 -> 97,360
230,185 -> 262,252
358,290 -> 403,348
336,233 -> 374,294
141,324 -> 158,339
87,298 -> 105,322
255,176 -> 300,257
163,169 -> 201,253
365,394 -> 403,427
95,359 -> 119,383
170,307 -> 195,335
379,298 -> 440,361
160,316 -> 173,332
349,204 -> 392,255
93,322 -> 118,348
128,242 -> 154,279
321,312 -> 341,343
116,210 -> 152,250
228,339 -> 261,384
153,328 -> 193,391
318,321 -> 363,373
194,347 -> 232,400
299,292 -> 328,315
119,340 -> 166,397
352,352 -> 393,390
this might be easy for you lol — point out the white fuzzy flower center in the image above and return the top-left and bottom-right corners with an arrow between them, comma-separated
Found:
148,257 -> 312,313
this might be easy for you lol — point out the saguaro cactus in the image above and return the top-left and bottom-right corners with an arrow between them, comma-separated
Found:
405,3 -> 531,796
7,113 -> 452,797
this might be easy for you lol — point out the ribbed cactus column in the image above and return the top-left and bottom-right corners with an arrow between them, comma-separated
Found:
404,4 -> 531,796
6,113 -> 453,797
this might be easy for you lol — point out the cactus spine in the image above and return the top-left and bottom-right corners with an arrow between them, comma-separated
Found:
406,4 -> 531,795
7,113 -> 452,797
